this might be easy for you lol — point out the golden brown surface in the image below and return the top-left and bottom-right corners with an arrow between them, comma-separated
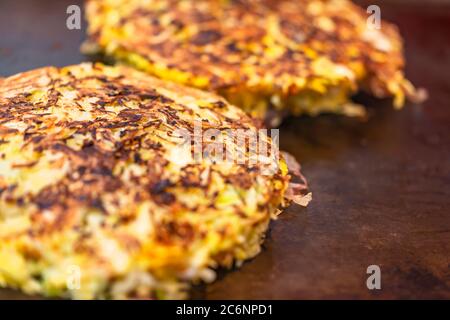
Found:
85,0 -> 423,123
0,63 -> 295,299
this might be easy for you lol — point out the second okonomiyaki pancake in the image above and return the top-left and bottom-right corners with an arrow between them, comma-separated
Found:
84,0 -> 425,126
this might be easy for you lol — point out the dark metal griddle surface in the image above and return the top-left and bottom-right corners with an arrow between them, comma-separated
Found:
0,0 -> 449,299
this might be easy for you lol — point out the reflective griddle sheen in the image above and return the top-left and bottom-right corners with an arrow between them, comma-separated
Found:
0,0 -> 449,299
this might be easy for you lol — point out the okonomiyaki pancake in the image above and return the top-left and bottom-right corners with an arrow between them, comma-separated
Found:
84,0 -> 425,126
0,63 -> 305,299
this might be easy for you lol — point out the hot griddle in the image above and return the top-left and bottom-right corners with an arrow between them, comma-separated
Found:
0,0 -> 449,299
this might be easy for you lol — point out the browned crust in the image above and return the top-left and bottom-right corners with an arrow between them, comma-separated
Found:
0,63 -> 286,239
85,0 -> 421,105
